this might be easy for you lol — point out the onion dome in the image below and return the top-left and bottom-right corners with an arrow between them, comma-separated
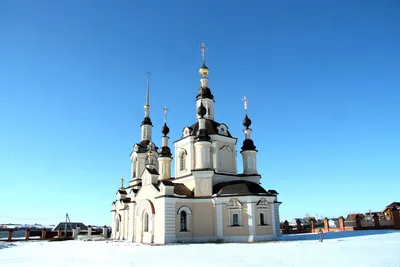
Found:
197,102 -> 207,118
161,122 -> 170,136
243,114 -> 251,128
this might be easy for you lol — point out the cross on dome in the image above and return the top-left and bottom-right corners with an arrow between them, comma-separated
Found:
242,96 -> 248,114
200,42 -> 207,64
199,43 -> 209,77
163,106 -> 169,123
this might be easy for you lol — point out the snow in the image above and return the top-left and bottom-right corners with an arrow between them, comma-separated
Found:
0,242 -> 16,250
1,230 -> 400,267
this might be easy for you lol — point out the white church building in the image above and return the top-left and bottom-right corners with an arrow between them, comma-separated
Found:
111,44 -> 281,244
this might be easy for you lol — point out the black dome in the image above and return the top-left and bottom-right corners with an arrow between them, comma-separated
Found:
241,139 -> 256,151
195,128 -> 211,142
197,102 -> 207,118
196,87 -> 214,100
159,146 -> 172,157
141,116 -> 152,126
243,114 -> 251,128
161,123 -> 170,136
213,180 -> 267,196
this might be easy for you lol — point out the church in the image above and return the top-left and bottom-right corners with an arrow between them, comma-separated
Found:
111,44 -> 281,244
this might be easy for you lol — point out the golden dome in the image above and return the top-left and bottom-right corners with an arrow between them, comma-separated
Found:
199,64 -> 209,77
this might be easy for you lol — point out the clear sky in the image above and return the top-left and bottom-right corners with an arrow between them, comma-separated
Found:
0,0 -> 399,226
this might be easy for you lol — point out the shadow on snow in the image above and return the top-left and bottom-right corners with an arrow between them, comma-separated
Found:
279,230 -> 400,241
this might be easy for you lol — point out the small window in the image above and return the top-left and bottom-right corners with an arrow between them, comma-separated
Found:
180,211 -> 187,231
144,212 -> 149,232
232,213 -> 239,226
180,153 -> 186,171
208,108 -> 211,115
260,213 -> 266,225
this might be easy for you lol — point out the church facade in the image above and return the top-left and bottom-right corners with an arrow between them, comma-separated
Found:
111,44 -> 281,244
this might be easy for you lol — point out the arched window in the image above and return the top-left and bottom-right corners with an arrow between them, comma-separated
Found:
232,213 -> 239,226
179,150 -> 187,171
131,158 -> 137,178
143,212 -> 149,232
177,206 -> 192,231
260,213 -> 265,225
115,215 -> 120,232
180,211 -> 187,231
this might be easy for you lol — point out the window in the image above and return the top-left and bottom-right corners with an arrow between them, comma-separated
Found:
257,198 -> 269,226
143,212 -> 149,232
208,108 -> 211,115
260,213 -> 266,226
180,211 -> 187,231
177,206 -> 192,232
228,198 -> 242,227
232,213 -> 239,226
179,151 -> 186,171
131,158 -> 137,178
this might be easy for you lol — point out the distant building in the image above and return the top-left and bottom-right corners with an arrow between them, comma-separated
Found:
364,211 -> 383,221
382,202 -> 400,220
289,219 -> 310,227
52,222 -> 88,232
346,213 -> 365,221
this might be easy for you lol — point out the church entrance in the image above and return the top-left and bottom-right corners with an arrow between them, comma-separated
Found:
114,214 -> 121,239
136,199 -> 155,244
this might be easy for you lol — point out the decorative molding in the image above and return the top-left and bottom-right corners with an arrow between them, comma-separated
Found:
176,206 -> 192,215
227,198 -> 242,207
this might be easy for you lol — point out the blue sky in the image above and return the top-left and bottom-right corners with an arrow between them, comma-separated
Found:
0,0 -> 399,226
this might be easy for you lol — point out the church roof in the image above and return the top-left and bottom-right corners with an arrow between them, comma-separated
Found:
134,140 -> 159,153
196,86 -> 214,100
146,167 -> 159,175
180,119 -> 232,139
241,139 -> 257,151
154,181 -> 194,197
173,183 -> 194,197
213,180 -> 270,197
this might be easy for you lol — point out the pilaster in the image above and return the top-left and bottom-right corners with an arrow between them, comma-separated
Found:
247,202 -> 256,242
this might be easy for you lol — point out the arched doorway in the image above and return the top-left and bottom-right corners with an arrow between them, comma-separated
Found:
114,214 -> 121,239
136,199 -> 155,243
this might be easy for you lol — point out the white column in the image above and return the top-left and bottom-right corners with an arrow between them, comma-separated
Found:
195,141 -> 211,169
111,213 -> 116,239
247,202 -> 256,242
103,226 -> 108,238
87,226 -> 92,236
158,157 -> 172,180
270,203 -> 277,236
128,204 -> 135,242
216,203 -> 224,240
120,214 -> 125,240
242,150 -> 257,175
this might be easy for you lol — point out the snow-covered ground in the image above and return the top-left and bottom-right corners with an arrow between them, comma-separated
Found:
1,230 -> 400,267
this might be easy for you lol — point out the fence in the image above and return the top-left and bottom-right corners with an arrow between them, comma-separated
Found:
0,226 -> 110,242
281,208 -> 400,235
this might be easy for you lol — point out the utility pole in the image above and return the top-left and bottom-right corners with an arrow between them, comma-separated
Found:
64,213 -> 72,237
